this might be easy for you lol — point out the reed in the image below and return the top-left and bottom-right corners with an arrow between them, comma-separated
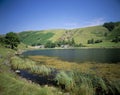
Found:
72,72 -> 120,95
10,56 -> 52,76
10,56 -> 35,69
30,65 -> 51,75
55,71 -> 75,91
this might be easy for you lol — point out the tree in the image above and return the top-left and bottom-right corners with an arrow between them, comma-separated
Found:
45,41 -> 55,48
111,36 -> 120,43
87,38 -> 94,44
0,35 -> 5,44
71,38 -> 75,46
103,22 -> 115,31
5,32 -> 20,49
94,39 -> 102,43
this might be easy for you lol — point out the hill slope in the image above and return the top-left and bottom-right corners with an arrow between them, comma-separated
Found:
19,24 -> 120,47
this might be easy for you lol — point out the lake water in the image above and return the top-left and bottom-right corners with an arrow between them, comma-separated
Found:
23,48 -> 120,63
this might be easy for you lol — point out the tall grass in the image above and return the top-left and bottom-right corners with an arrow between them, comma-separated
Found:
74,72 -> 120,95
10,56 -> 51,76
55,71 -> 75,91
30,65 -> 51,75
10,56 -> 34,69
55,71 -> 120,95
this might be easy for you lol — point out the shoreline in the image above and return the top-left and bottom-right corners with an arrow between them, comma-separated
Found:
20,46 -> 120,52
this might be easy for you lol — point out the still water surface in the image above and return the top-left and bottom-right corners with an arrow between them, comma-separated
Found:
23,48 -> 120,63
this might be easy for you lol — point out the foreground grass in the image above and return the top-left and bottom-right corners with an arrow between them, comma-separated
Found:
0,47 -> 64,95
0,63 -> 62,95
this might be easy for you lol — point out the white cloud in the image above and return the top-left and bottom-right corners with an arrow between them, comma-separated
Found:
83,18 -> 106,27
64,22 -> 79,29
63,17 -> 106,29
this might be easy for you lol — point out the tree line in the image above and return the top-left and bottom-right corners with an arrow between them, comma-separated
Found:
41,38 -> 84,48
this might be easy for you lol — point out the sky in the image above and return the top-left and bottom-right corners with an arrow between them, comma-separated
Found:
0,0 -> 120,34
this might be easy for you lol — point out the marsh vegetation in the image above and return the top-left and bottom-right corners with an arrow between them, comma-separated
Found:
10,53 -> 120,95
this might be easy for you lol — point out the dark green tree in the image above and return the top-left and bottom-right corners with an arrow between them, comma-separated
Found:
71,38 -> 75,46
87,38 -> 94,44
112,36 -> 120,43
5,32 -> 20,49
45,41 -> 55,48
0,35 -> 5,44
103,22 -> 115,31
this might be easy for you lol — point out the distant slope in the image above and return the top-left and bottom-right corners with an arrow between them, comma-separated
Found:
19,29 -> 66,45
67,26 -> 108,44
19,24 -> 120,47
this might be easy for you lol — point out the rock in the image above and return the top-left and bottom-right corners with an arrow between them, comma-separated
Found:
15,70 -> 20,74
44,85 -> 48,87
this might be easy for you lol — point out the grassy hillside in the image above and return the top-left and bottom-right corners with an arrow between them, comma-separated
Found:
19,23 -> 120,47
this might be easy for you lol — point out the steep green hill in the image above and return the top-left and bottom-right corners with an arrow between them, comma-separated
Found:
19,23 -> 120,47
19,29 -> 65,45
